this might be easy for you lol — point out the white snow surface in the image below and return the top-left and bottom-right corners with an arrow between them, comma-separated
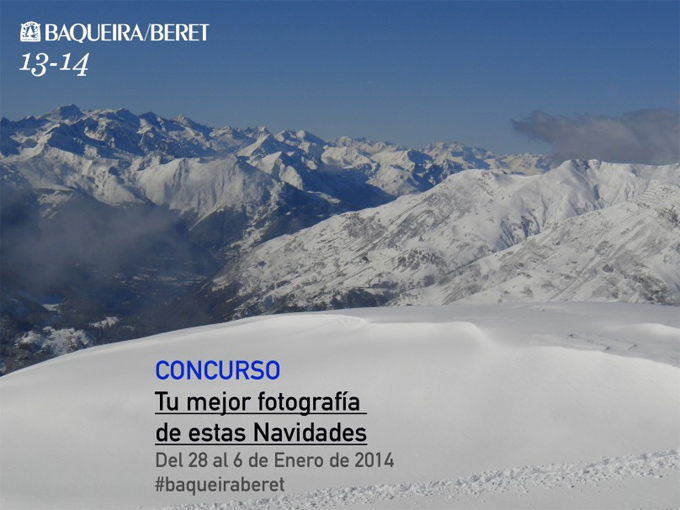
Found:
1,302 -> 679,510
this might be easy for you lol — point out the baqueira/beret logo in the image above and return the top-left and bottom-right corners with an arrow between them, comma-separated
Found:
17,22 -> 209,43
20,21 -> 41,42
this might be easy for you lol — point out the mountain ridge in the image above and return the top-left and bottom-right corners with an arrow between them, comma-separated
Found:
204,160 -> 680,318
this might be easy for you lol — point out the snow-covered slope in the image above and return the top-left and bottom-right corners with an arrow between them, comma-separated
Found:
396,181 -> 680,305
207,160 -> 680,317
1,303 -> 678,510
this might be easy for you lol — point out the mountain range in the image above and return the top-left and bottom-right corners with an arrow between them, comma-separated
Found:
207,160 -> 679,319
1,106 -> 678,374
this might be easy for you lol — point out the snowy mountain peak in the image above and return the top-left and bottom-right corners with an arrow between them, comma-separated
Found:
48,104 -> 85,121
2,106 -> 551,180
275,129 -> 319,142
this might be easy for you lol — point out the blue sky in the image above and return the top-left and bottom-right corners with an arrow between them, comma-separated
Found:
1,1 -> 678,154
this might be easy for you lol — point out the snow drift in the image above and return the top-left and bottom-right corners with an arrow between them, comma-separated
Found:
1,303 -> 678,509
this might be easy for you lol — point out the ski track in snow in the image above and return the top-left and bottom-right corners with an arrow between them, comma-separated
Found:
161,449 -> 680,510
